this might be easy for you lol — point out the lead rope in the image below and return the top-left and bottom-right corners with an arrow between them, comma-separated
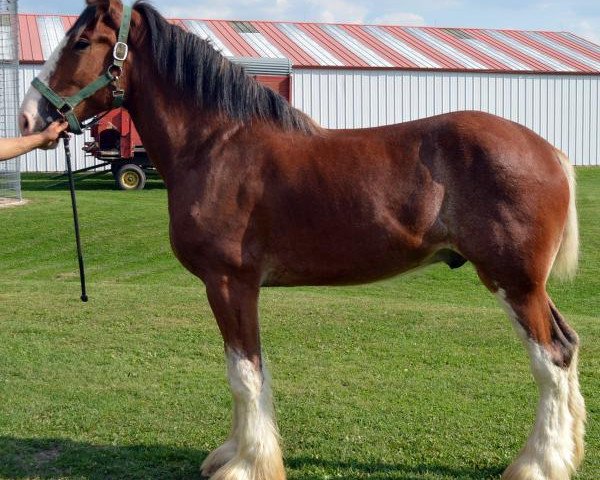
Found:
62,135 -> 88,302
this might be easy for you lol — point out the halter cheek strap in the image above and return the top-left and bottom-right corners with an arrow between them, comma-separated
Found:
31,4 -> 132,135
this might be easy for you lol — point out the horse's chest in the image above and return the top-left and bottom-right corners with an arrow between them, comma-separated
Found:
167,195 -> 256,275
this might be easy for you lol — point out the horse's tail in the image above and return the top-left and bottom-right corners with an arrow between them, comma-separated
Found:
551,150 -> 579,281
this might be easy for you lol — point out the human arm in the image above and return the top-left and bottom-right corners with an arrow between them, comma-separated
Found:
0,121 -> 69,161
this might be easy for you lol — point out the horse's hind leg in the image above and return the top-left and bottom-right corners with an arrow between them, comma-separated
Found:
201,274 -> 285,480
493,286 -> 585,480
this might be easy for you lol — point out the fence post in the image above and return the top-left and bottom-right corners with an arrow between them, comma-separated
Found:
0,0 -> 21,205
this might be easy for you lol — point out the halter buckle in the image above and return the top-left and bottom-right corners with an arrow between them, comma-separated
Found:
108,64 -> 123,80
59,104 -> 74,115
113,41 -> 129,62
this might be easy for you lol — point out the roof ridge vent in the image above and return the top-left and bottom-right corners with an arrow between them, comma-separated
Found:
230,21 -> 259,34
443,28 -> 473,39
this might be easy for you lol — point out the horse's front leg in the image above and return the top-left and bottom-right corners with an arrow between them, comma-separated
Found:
201,273 -> 286,480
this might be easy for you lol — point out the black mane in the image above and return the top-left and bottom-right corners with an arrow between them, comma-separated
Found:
72,2 -> 318,134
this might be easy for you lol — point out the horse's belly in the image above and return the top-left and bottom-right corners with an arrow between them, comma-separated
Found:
261,233 -> 438,287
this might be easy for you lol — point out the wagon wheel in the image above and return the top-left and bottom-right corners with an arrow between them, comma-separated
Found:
115,164 -> 146,190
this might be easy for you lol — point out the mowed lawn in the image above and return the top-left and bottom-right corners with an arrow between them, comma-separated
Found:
0,170 -> 598,480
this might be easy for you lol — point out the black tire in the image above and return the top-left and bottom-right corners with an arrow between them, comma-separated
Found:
115,164 -> 146,190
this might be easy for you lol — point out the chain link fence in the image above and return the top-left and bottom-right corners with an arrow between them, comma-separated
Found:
0,0 -> 21,205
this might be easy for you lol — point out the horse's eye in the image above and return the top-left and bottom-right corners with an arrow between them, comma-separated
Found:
74,39 -> 91,51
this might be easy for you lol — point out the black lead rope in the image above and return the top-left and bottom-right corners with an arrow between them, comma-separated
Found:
63,135 -> 89,302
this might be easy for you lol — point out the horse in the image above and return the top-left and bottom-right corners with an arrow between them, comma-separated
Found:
19,1 -> 585,479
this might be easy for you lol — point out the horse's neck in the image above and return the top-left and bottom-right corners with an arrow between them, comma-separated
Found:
126,65 -> 232,185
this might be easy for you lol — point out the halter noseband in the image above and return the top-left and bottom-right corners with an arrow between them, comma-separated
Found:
31,5 -> 132,135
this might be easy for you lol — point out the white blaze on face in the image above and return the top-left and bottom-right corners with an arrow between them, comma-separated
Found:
19,37 -> 67,135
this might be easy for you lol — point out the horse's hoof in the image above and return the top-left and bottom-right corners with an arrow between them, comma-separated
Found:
207,455 -> 286,480
502,455 -> 572,480
201,440 -> 237,478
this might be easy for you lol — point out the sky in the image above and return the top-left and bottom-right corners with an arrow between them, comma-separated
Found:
18,0 -> 600,43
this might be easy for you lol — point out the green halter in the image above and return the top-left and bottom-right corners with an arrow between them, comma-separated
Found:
31,4 -> 132,135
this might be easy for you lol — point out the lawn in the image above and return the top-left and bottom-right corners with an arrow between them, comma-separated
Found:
0,169 -> 598,480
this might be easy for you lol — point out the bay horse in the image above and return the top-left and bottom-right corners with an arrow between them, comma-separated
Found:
19,1 -> 585,479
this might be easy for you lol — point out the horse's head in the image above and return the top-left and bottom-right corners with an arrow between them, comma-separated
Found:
19,0 -> 135,142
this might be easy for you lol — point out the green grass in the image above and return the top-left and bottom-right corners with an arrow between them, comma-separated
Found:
0,169 -> 598,480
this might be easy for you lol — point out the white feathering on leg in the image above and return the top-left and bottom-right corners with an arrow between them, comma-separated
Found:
207,348 -> 285,480
497,291 -> 578,480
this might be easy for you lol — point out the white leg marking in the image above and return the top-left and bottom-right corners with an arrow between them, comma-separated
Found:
566,350 -> 586,469
496,290 -> 579,480
19,37 -> 67,132
205,348 -> 285,480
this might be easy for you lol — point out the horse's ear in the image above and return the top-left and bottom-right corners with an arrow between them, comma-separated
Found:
85,0 -> 120,14
86,0 -> 122,29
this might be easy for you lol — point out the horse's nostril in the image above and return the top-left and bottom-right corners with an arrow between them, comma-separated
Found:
19,113 -> 33,135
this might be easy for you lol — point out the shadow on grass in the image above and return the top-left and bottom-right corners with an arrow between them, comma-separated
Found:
288,456 -> 505,479
0,436 -> 505,479
0,436 -> 205,480
20,173 -> 166,191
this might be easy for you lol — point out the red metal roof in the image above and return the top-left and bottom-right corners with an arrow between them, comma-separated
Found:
18,13 -> 600,74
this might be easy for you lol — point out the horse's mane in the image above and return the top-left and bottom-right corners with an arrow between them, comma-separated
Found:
71,2 -> 318,135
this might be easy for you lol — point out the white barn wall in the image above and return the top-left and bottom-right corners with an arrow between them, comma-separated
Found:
15,65 -> 94,173
292,69 -> 600,166
8,66 -> 600,170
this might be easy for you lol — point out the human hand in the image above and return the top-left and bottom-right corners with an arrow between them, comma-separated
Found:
37,120 -> 69,149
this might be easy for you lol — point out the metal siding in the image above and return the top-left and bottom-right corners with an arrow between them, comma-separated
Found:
301,23 -> 367,67
16,13 -> 600,73
524,31 -> 600,71
485,30 -> 575,72
321,24 -> 392,67
558,32 -> 600,58
292,69 -> 600,165
364,26 -> 440,69
406,27 -> 486,69
508,30 -> 589,72
205,20 -> 258,57
277,23 -> 342,67
424,28 -> 507,71
463,38 -> 530,71
240,31 -> 285,58
183,20 -> 234,57
230,57 -> 292,75
254,22 -> 317,66
386,27 -> 461,69
25,15 -> 43,62
467,29 -> 549,72
344,25 -> 415,68
37,16 -> 64,60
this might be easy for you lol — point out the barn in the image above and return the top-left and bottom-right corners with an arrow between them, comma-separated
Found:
13,12 -> 600,170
